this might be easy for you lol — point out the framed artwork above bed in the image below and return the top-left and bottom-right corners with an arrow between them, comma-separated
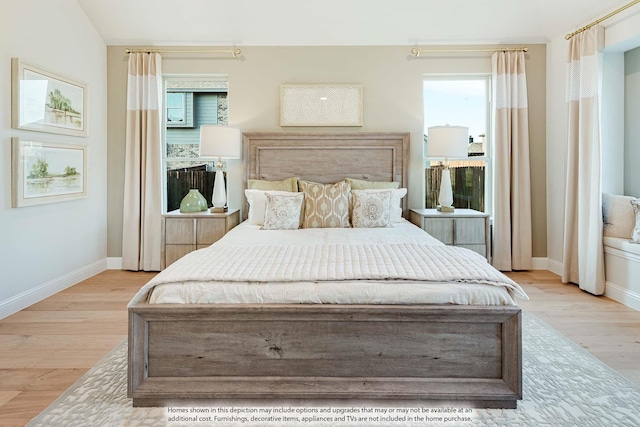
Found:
280,84 -> 363,126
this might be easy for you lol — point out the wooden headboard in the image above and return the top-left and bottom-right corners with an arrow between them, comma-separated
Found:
242,132 -> 410,218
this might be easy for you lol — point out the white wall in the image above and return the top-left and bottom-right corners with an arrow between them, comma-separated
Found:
601,53 -> 625,195
0,0 -> 108,318
546,12 -> 640,274
545,35 -> 568,272
625,46 -> 640,197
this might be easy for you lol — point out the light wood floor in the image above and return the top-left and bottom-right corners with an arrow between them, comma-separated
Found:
0,269 -> 638,426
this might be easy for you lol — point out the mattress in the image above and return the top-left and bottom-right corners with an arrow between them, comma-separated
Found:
135,220 -> 528,306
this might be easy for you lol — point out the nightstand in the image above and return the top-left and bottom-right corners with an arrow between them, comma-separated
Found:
161,208 -> 240,269
410,208 -> 491,260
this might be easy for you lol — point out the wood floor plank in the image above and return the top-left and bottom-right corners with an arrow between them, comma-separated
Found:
0,392 -> 20,408
0,391 -> 61,427
0,369 -> 85,391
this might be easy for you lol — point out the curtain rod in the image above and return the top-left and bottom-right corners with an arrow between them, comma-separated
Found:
565,0 -> 640,40
410,47 -> 528,57
125,48 -> 242,57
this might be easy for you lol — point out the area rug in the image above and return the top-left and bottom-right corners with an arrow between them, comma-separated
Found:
27,312 -> 640,426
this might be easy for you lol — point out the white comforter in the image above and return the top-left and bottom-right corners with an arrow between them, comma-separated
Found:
131,220 -> 527,306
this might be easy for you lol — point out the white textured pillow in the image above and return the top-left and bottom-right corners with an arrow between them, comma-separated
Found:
245,189 -> 298,226
261,192 -> 304,230
355,188 -> 406,223
390,188 -> 407,223
351,189 -> 392,228
631,199 -> 640,244
602,193 -> 636,238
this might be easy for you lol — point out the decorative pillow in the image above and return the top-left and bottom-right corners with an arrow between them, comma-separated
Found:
261,192 -> 304,230
351,189 -> 392,228
602,193 -> 636,239
389,188 -> 408,223
345,177 -> 400,190
247,177 -> 298,192
245,189 -> 297,226
631,199 -> 640,244
299,180 -> 350,228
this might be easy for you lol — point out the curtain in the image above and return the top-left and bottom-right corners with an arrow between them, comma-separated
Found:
491,51 -> 533,271
122,53 -> 163,271
562,26 -> 605,294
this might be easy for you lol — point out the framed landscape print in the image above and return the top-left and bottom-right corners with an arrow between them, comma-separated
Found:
11,58 -> 88,137
11,138 -> 87,207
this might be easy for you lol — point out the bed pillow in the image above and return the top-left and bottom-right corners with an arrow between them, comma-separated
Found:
245,189 -> 296,226
631,199 -> 640,244
602,193 -> 636,239
351,189 -> 392,228
261,192 -> 304,230
389,188 -> 408,223
247,177 -> 299,192
299,180 -> 350,228
345,177 -> 400,190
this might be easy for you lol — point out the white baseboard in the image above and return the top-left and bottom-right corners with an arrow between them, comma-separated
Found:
531,257 -> 548,270
547,258 -> 564,276
0,259 -> 107,320
107,257 -> 123,270
605,281 -> 640,311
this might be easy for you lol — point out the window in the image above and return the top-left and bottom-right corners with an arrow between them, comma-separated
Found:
423,76 -> 491,213
166,92 -> 192,127
162,78 -> 228,212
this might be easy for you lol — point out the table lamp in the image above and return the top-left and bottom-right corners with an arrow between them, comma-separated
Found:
426,125 -> 469,212
199,125 -> 241,213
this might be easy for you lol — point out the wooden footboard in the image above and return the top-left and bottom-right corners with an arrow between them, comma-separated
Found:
128,303 -> 522,408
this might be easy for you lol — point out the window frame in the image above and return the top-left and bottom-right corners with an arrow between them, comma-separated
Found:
422,74 -> 493,215
161,75 -> 229,213
166,92 -> 193,128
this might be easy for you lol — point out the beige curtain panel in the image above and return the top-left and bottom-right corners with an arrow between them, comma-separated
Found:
491,50 -> 533,271
122,53 -> 163,271
562,26 -> 606,295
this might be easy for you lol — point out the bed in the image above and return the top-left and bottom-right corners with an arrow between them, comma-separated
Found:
128,132 -> 525,408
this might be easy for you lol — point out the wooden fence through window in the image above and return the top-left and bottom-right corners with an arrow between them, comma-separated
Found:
166,165 -> 217,211
426,165 -> 485,212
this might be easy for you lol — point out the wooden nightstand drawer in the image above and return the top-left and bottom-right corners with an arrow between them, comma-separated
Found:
165,218 -> 195,244
161,209 -> 240,269
410,208 -> 491,261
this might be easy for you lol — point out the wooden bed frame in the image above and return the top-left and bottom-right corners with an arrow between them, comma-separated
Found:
128,132 -> 522,408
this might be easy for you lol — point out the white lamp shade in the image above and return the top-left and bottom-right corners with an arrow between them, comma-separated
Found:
426,125 -> 469,159
199,125 -> 242,159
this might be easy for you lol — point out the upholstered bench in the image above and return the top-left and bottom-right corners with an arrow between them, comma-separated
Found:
602,194 -> 640,309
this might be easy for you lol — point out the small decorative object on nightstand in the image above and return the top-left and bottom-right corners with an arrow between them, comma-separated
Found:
161,208 -> 240,269
179,189 -> 208,213
410,208 -> 491,260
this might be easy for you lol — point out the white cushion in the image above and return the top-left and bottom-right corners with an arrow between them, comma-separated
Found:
261,192 -> 304,230
351,189 -> 392,228
632,199 -> 640,244
603,236 -> 640,256
245,189 -> 299,226
390,188 -> 407,223
602,193 -> 636,239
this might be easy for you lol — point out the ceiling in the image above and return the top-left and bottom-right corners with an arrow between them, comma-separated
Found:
77,0 -> 635,47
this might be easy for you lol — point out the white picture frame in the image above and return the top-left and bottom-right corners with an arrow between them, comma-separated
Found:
280,84 -> 363,127
11,58 -> 88,137
11,138 -> 88,208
